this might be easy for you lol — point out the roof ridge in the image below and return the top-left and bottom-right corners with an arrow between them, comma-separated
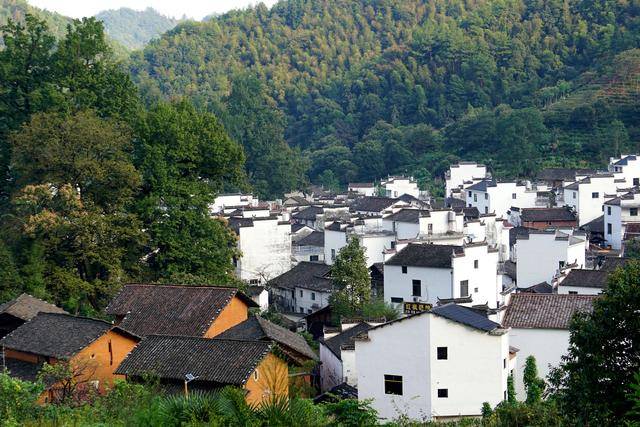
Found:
36,312 -> 112,325
124,283 -> 239,290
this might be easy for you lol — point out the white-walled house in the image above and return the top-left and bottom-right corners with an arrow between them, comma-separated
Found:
210,193 -> 257,214
384,242 -> 502,309
609,155 -> 640,187
269,262 -> 332,314
503,294 -> 596,400
604,189 -> 640,250
515,229 -> 587,288
445,162 -> 488,198
381,176 -> 420,199
348,183 -> 376,197
228,215 -> 291,284
320,322 -> 372,392
324,221 -> 396,267
382,209 -> 464,242
356,304 -> 510,422
351,196 -> 406,216
563,174 -> 617,226
292,231 -> 325,263
556,269 -> 608,295
465,180 -> 540,218
247,285 -> 269,312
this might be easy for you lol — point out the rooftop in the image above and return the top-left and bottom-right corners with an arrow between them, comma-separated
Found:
294,231 -> 324,247
322,322 -> 371,360
502,294 -> 597,329
520,207 -> 577,223
0,293 -> 67,321
385,243 -> 464,269
269,262 -> 332,292
560,269 -> 609,289
350,196 -> 399,213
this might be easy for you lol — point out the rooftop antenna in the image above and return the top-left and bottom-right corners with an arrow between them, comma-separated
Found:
184,373 -> 199,398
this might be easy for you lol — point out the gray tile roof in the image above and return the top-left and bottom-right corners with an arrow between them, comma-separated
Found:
105,284 -> 257,337
385,209 -> 428,223
0,313 -> 111,359
351,196 -> 399,213
521,208 -> 576,222
116,335 -> 272,385
613,155 -> 637,166
322,322 -> 371,360
0,294 -> 67,321
294,231 -> 324,247
216,316 -> 317,361
269,262 -> 332,292
431,303 -> 501,332
466,179 -> 496,192
519,281 -> 553,294
537,168 -> 595,182
560,269 -> 609,289
293,206 -> 324,221
502,294 -> 597,329
386,243 -> 463,268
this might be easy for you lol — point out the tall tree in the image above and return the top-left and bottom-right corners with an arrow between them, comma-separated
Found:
523,356 -> 544,404
330,237 -> 371,314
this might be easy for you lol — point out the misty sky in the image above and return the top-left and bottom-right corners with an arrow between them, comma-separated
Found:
28,0 -> 279,20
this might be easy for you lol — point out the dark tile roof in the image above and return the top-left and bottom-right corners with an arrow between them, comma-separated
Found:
350,196 -> 399,213
284,196 -> 310,206
216,316 -> 316,361
105,284 -> 256,337
580,215 -> 604,234
445,197 -> 466,209
227,217 -> 254,233
519,281 -> 553,294
294,231 -> 324,247
502,294 -> 597,329
509,226 -> 533,247
560,269 -> 609,289
599,257 -> 628,271
322,322 -> 371,360
613,155 -> 637,166
291,223 -> 309,233
521,208 -> 576,223
269,262 -> 332,292
0,294 -> 67,321
537,168 -> 595,182
293,206 -> 324,221
314,382 -> 358,403
385,244 -> 463,268
385,208 -> 427,223
116,335 -> 272,385
247,285 -> 265,297
466,179 -> 496,192
349,183 -> 374,188
431,303 -> 501,332
0,313 -> 111,359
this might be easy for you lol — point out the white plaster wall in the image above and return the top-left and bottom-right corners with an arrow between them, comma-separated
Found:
361,234 -> 396,266
349,186 -> 376,196
452,246 -> 501,308
295,287 -> 331,314
237,220 -> 291,282
383,265 -> 452,306
384,180 -> 420,198
320,343 -> 343,392
342,349 -> 358,386
557,285 -> 602,295
324,229 -> 347,265
446,164 -> 487,197
252,289 -> 269,312
576,177 -> 616,226
508,328 -> 569,401
292,245 -> 325,263
395,221 -> 421,240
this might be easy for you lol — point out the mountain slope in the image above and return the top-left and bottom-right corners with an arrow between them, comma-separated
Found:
128,0 -> 639,188
0,0 -> 69,38
95,7 -> 178,50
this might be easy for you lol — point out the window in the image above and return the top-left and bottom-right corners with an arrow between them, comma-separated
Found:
299,289 -> 303,297
634,178 -> 639,186
474,287 -> 479,293
573,192 -> 576,199
291,290 -> 295,299
391,297 -> 403,303
437,389 -> 448,398
299,307 -> 304,313
631,208 -> 638,217
390,241 -> 396,249
384,375 -> 403,395
412,280 -> 421,296
607,206 -> 612,215
460,280 -> 469,297
503,358 -> 507,369
607,223 -> 612,234
307,309 -> 312,314
428,223 -> 433,235
468,191 -> 472,197
310,255 -> 319,262
474,260 -> 479,269
484,193 -> 488,200
401,266 -> 407,274
592,192 -> 599,199
484,207 -> 489,214
249,279 -> 260,285
254,370 -> 259,381
468,204 -> 472,207
311,292 -> 316,301
568,291 -> 578,295
331,249 -> 336,261
473,194 -> 477,202
512,193 -> 517,199
437,347 -> 448,360
559,261 -> 565,269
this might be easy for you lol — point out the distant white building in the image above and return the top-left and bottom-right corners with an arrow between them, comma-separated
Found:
351,196 -> 407,217
381,176 -> 420,199
292,231 -> 325,263
556,269 -> 608,295
609,155 -> 640,187
604,189 -> 640,250
503,294 -> 596,400
382,209 -> 464,243
324,220 -> 396,267
465,180 -> 541,218
445,162 -> 488,198
228,215 -> 291,284
356,304 -> 511,422
319,322 -> 372,392
210,193 -> 257,214
269,262 -> 332,315
563,174 -> 617,226
515,229 -> 587,288
383,242 -> 503,310
348,183 -> 376,197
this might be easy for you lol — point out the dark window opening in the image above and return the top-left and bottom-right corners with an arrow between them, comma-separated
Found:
384,375 -> 403,395
412,279 -> 421,296
460,280 -> 469,297
438,388 -> 448,398
437,347 -> 448,360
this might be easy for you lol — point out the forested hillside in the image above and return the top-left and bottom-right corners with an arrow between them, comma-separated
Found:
95,7 -> 178,50
131,0 -> 640,196
0,0 -> 69,38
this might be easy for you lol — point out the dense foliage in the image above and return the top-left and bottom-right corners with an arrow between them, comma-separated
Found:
0,0 -> 69,40
96,7 -> 179,50
131,0 -> 640,190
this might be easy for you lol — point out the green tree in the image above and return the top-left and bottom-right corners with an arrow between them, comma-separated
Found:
549,261 -> 640,424
523,356 -> 544,404
507,374 -> 517,404
136,101 -> 246,283
0,237 -> 22,301
329,237 -> 371,315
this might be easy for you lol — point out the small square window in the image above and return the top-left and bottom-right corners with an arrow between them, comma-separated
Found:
310,255 -> 319,262
384,375 -> 403,395
512,193 -> 517,199
437,347 -> 448,360
311,292 -> 316,300
468,191 -> 472,197
437,388 -> 448,398
484,207 -> 489,214
631,208 -> 638,216
503,358 -> 507,369
568,291 -> 578,295
460,280 -> 469,297
401,266 -> 407,274
390,241 -> 396,249
474,287 -> 479,293
412,280 -> 422,296
391,297 -> 403,303
592,192 -> 599,199
474,260 -> 479,269
634,178 -> 639,186
299,307 -> 304,313
484,193 -> 488,200
559,261 -> 565,269
573,192 -> 576,199
307,308 -> 312,314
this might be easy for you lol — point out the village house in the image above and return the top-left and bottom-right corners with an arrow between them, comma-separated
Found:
382,208 -> 465,243
105,284 -> 258,338
292,230 -> 325,263
516,207 -> 578,229
445,162 -> 489,199
0,313 -> 139,400
269,262 -> 332,315
210,193 -> 257,214
350,196 -> 405,216
324,219 -> 396,266
282,195 -> 311,208
291,223 -> 314,242
383,242 -> 502,310
115,335 -> 288,404
319,321 -> 372,392
502,294 -> 597,400
348,183 -> 376,197
556,269 -> 609,295
0,293 -> 67,338
563,174 -> 617,226
356,304 -> 510,422
465,179 -> 542,217
227,213 -> 292,283
536,167 -> 595,190
604,188 -> 640,250
247,285 -> 269,312
380,176 -> 421,199
216,316 -> 317,365
514,229 -> 587,288
609,155 -> 640,186
292,205 -> 350,230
